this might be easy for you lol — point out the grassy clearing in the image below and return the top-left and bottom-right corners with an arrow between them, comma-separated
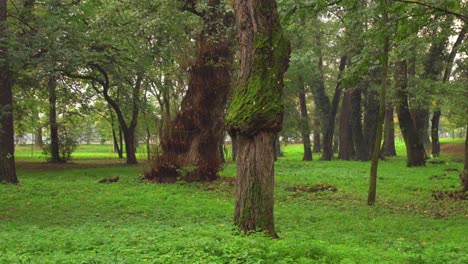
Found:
1,141 -> 466,263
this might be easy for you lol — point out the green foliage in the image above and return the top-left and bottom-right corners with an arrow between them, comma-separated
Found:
1,142 -> 466,263
42,126 -> 79,162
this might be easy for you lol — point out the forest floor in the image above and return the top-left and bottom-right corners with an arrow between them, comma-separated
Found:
1,140 -> 466,263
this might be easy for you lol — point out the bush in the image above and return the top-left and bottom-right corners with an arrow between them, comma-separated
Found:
42,126 -> 79,162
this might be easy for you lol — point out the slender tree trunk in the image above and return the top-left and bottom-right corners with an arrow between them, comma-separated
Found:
350,87 -> 369,161
0,0 -> 18,184
227,0 -> 290,238
395,60 -> 426,167
338,89 -> 353,160
321,56 -> 347,160
368,21 -> 389,206
431,110 -> 441,157
274,135 -> 283,160
381,103 -> 396,156
364,88 -> 380,156
313,125 -> 321,153
48,75 -> 62,163
298,77 -> 312,161
146,0 -> 234,182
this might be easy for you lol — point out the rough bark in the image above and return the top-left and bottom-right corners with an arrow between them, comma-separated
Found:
48,75 -> 62,163
227,0 -> 290,238
298,76 -> 312,161
381,103 -> 396,156
321,56 -> 347,160
394,60 -> 426,167
338,89 -> 353,160
350,86 -> 369,161
0,0 -> 18,184
146,0 -> 234,182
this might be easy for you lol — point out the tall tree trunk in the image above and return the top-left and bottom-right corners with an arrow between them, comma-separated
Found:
432,24 -> 467,157
313,125 -> 321,153
395,60 -> 426,167
364,88 -> 380,156
368,19 -> 389,206
381,103 -> 396,156
298,76 -> 312,161
35,126 -> 43,147
321,56 -> 347,160
338,89 -> 353,160
146,0 -> 234,182
48,75 -> 62,163
227,0 -> 290,238
350,86 -> 369,161
0,0 -> 18,184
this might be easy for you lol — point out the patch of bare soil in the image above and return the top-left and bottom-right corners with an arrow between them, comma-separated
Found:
285,184 -> 338,193
439,142 -> 465,160
16,159 -> 141,171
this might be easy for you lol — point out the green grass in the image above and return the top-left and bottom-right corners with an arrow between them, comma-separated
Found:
1,141 -> 467,263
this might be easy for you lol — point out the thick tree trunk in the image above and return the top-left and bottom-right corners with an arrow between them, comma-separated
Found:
146,0 -> 234,182
48,75 -> 62,163
298,77 -> 312,161
395,60 -> 426,167
227,0 -> 290,238
431,110 -> 441,157
0,0 -> 18,184
350,87 -> 369,161
321,56 -> 347,160
338,89 -> 353,160
313,125 -> 321,153
35,127 -> 43,147
381,104 -> 396,156
234,132 -> 277,237
364,88 -> 379,156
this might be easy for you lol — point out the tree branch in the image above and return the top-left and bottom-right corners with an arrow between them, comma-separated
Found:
395,0 -> 468,22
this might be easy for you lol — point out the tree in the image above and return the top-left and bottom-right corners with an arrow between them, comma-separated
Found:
226,0 -> 290,238
0,0 -> 18,184
145,0 -> 235,182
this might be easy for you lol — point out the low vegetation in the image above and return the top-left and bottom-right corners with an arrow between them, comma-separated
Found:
1,141 -> 466,263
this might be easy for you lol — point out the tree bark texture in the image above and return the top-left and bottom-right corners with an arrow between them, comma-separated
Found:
48,75 -> 62,163
338,89 -> 353,160
321,56 -> 347,160
394,60 -> 426,167
431,110 -> 441,157
350,86 -> 370,161
364,88 -> 379,156
313,125 -> 321,153
381,103 -> 396,156
298,76 -> 312,161
227,0 -> 290,238
146,0 -> 234,182
35,127 -> 43,147
0,0 -> 18,184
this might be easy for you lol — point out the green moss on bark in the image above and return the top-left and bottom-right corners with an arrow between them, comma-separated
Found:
226,27 -> 290,135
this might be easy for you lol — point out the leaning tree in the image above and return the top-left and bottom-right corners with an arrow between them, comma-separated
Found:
226,0 -> 290,238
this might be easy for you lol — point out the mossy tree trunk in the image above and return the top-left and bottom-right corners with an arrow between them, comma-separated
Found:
146,0 -> 234,182
395,60 -> 426,167
0,0 -> 18,184
227,0 -> 290,238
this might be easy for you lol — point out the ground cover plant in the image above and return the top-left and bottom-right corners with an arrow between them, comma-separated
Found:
1,141 -> 467,263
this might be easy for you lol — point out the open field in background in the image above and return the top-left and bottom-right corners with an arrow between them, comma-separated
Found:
1,140 -> 466,263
